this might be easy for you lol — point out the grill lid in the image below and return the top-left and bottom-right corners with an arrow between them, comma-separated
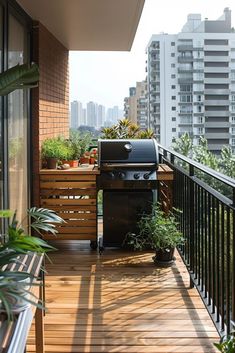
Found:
98,139 -> 158,166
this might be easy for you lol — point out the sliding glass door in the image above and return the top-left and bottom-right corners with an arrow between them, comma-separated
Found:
0,0 -> 31,227
8,13 -> 29,223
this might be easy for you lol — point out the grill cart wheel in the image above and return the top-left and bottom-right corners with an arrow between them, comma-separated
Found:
90,240 -> 98,250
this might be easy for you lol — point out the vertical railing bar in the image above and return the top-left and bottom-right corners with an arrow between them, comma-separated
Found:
189,165 -> 195,274
200,187 -> 204,292
216,199 -> 220,323
194,183 -> 198,280
208,193 -> 212,306
211,197 -> 216,314
204,190 -> 208,299
232,206 -> 235,325
197,184 -> 201,286
221,203 -> 225,331
226,207 -> 231,333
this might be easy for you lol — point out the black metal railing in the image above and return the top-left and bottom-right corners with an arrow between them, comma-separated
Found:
158,144 -> 235,335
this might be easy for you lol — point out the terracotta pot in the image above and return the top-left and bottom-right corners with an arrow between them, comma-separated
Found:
90,157 -> 96,164
63,160 -> 79,168
46,157 -> 58,169
80,157 -> 90,164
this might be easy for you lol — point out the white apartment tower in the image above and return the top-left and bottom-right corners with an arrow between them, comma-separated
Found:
147,8 -> 235,154
70,101 -> 79,129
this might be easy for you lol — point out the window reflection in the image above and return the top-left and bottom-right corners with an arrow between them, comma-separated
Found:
8,14 -> 28,223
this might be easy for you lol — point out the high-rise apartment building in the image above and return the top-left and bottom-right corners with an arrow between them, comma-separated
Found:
124,81 -> 148,128
97,105 -> 106,128
106,106 -> 123,125
70,101 -> 79,129
146,8 -> 235,153
87,101 -> 97,127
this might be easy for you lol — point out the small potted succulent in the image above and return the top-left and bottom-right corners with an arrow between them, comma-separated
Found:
124,203 -> 183,266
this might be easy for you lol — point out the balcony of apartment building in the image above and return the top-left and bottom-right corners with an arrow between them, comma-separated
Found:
1,1 -> 235,353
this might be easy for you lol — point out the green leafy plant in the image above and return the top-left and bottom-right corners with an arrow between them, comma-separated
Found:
0,63 -> 39,96
68,129 -> 93,157
67,130 -> 82,160
124,203 -> 183,251
214,326 -> 235,352
41,136 -> 73,161
101,118 -> 154,139
0,207 -> 64,319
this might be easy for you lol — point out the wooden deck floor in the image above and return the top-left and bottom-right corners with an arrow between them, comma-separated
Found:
27,241 -> 219,353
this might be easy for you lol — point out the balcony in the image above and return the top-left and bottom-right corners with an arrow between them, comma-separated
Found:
22,147 -> 235,353
1,1 -> 235,352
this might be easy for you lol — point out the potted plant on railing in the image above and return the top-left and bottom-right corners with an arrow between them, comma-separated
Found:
0,207 -> 64,319
124,203 -> 183,266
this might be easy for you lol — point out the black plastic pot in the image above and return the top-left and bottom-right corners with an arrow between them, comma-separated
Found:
153,247 -> 175,266
46,157 -> 58,169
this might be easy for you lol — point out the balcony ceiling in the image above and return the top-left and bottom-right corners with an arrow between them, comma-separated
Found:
16,0 -> 145,51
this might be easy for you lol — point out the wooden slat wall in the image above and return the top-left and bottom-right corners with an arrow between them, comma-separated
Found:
158,164 -> 173,213
39,165 -> 173,241
40,173 -> 97,241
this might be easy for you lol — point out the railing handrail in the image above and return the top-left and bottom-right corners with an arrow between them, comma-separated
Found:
157,143 -> 235,189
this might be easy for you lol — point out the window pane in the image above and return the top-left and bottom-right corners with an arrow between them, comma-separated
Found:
0,6 -> 3,234
8,14 -> 28,223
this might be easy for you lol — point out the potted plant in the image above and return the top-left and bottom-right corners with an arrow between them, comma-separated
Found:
68,130 -> 93,165
65,130 -> 82,168
41,136 -> 72,169
0,207 -> 64,319
214,325 -> 235,352
89,148 -> 98,164
101,118 -> 155,139
124,203 -> 183,266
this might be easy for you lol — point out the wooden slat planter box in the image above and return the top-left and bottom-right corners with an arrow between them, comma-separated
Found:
40,167 -> 99,241
39,164 -> 173,241
157,164 -> 174,213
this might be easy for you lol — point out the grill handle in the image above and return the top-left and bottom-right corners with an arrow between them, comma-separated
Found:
101,163 -> 157,168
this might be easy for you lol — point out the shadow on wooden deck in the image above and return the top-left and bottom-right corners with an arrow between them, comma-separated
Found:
28,240 -> 219,353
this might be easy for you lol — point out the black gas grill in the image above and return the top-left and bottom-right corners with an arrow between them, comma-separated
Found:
98,139 -> 158,247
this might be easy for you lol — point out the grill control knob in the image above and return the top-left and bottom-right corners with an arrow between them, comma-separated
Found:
118,172 -> 126,179
143,173 -> 150,180
124,143 -> 132,152
134,173 -> 140,180
108,172 -> 115,179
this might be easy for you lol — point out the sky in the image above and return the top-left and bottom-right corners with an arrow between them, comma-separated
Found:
69,0 -> 235,109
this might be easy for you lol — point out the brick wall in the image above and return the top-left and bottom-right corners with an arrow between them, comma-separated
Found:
32,22 -> 69,205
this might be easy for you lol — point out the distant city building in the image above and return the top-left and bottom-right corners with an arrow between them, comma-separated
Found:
77,101 -> 83,127
106,106 -> 123,125
82,108 -> 87,125
124,81 -> 148,128
87,101 -> 97,127
70,101 -> 123,129
70,101 -> 79,129
97,105 -> 106,128
146,8 -> 235,154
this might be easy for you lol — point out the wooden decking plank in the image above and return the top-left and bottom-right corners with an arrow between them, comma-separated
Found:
27,243 -> 219,353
